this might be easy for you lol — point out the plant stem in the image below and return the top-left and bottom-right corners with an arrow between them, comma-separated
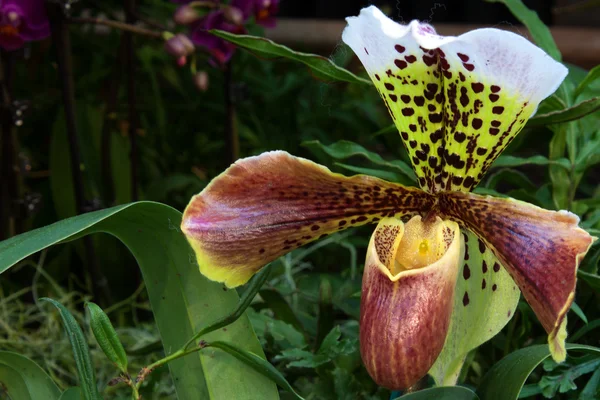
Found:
68,17 -> 163,39
0,50 -> 19,240
47,3 -> 113,306
223,62 -> 239,166
124,0 -> 139,201
100,39 -> 125,206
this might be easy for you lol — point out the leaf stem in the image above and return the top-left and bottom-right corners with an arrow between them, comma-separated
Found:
69,17 -> 163,39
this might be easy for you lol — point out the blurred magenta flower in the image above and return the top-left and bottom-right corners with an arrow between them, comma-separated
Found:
0,0 -> 50,51
251,0 -> 279,28
189,9 -> 245,65
171,0 -> 279,65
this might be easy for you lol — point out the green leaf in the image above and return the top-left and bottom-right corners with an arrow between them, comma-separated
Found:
579,365 -> 600,400
578,270 -> 600,291
0,202 -> 278,399
259,289 -> 306,336
570,302 -> 588,324
85,302 -> 128,373
40,298 -> 101,400
430,231 -> 520,386
477,344 -> 600,400
333,163 -> 403,182
575,65 -> 600,98
207,341 -> 305,400
210,30 -> 370,85
527,97 -> 600,127
484,0 -> 561,61
302,139 -> 416,183
59,387 -> 83,400
0,352 -> 61,400
492,155 -> 570,170
394,386 -> 480,399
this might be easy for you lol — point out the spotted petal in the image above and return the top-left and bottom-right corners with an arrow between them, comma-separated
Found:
430,230 -> 519,385
439,191 -> 596,361
360,216 -> 461,390
181,151 -> 435,288
342,6 -> 567,193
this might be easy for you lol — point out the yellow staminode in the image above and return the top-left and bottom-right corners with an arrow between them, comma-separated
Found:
392,216 -> 450,274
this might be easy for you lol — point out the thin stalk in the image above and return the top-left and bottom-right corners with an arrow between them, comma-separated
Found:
223,62 -> 239,166
68,17 -> 162,39
47,3 -> 112,306
100,39 -> 126,205
0,50 -> 19,240
124,0 -> 139,201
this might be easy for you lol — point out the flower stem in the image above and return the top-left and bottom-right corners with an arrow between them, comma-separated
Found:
223,62 -> 239,166
124,0 -> 139,202
0,50 -> 20,240
69,17 -> 163,39
47,3 -> 113,305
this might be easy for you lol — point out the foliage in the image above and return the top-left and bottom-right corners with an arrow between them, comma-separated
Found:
1,0 -> 599,399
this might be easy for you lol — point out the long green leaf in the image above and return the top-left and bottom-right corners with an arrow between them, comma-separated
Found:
477,344 -> 600,400
527,97 -> 600,127
394,386 -> 480,399
302,139 -> 416,183
210,30 -> 371,85
485,0 -> 561,61
0,352 -> 62,400
492,155 -> 570,169
575,65 -> 600,98
60,387 -> 83,400
0,202 -> 278,400
40,298 -> 101,400
207,341 -> 305,400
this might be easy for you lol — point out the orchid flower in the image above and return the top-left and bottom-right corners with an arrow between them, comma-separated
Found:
0,0 -> 50,51
180,6 -> 596,390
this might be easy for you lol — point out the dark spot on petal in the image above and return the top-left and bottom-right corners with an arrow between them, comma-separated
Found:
413,96 -> 425,106
401,94 -> 411,104
476,147 -> 487,156
395,59 -> 407,69
492,106 -> 505,115
259,248 -> 265,254
385,82 -> 395,91
395,44 -> 405,53
389,94 -> 398,102
401,131 -> 409,140
482,279 -> 487,289
457,53 -> 469,62
492,284 -> 498,291
463,63 -> 475,71
491,120 -> 501,127
489,94 -> 499,102
402,108 -> 415,116
463,264 -> 471,280
454,131 -> 466,143
409,124 -> 417,132
472,118 -> 483,129
471,82 -> 484,93
374,74 -> 381,81
489,128 -> 500,135
405,55 -> 417,63
311,225 -> 320,231
491,85 -> 501,93
463,292 -> 470,306
493,262 -> 500,272
482,260 -> 488,273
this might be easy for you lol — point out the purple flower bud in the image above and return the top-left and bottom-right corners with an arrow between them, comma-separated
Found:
174,5 -> 201,25
164,34 -> 195,58
193,71 -> 209,92
222,6 -> 244,26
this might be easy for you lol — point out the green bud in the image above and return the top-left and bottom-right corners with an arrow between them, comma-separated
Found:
86,302 -> 128,373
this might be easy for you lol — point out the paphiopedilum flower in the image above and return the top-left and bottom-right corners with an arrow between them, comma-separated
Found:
181,6 -> 596,390
0,0 -> 50,51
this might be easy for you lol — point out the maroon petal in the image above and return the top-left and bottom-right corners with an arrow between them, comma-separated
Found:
440,191 -> 596,360
182,151 -> 434,287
